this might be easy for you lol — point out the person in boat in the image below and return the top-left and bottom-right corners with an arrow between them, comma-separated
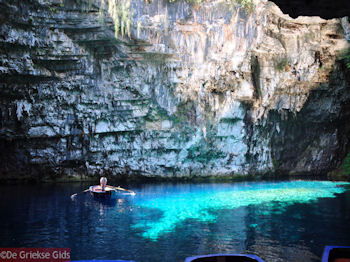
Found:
71,177 -> 135,199
100,177 -> 108,191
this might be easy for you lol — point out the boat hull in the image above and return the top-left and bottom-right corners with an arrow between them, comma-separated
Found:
322,246 -> 350,262
185,254 -> 265,262
89,186 -> 117,199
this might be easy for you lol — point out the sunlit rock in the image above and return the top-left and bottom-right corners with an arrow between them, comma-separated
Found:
0,0 -> 349,179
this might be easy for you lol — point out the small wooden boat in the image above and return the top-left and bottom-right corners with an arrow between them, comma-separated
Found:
70,185 -> 135,201
185,254 -> 265,262
322,246 -> 350,262
89,185 -> 117,199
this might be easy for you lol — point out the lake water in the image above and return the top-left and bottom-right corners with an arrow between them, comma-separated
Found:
0,180 -> 349,261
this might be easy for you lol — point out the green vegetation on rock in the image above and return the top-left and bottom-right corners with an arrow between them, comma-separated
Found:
340,153 -> 350,175
274,56 -> 290,72
186,142 -> 226,163
99,0 -> 133,38
340,48 -> 350,69
330,153 -> 350,179
144,106 -> 170,122
234,0 -> 254,11
219,117 -> 241,124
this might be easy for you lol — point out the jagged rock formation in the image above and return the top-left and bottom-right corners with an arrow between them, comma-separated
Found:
0,0 -> 349,180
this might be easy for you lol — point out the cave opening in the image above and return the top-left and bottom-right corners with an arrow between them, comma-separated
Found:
269,0 -> 350,19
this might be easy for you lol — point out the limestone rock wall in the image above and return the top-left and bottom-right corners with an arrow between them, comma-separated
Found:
0,0 -> 349,179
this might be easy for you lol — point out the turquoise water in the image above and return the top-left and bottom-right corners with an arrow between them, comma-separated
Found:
131,181 -> 349,240
1,180 -> 349,261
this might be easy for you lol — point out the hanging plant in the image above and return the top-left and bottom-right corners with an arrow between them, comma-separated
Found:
99,0 -> 133,38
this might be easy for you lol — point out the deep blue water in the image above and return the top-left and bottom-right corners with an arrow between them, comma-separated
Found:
0,180 -> 350,262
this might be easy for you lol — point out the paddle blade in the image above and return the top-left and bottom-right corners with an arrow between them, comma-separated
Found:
123,192 -> 136,196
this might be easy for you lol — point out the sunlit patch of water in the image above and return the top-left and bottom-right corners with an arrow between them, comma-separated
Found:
131,181 -> 349,240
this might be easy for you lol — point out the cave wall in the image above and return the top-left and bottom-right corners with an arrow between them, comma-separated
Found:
0,0 -> 349,180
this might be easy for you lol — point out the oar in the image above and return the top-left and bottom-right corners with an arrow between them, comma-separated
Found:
70,189 -> 89,199
107,186 -> 136,195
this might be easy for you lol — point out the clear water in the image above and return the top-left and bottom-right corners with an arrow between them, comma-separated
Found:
0,180 -> 349,262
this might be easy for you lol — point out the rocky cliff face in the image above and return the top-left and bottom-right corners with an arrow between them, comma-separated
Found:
0,0 -> 349,180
